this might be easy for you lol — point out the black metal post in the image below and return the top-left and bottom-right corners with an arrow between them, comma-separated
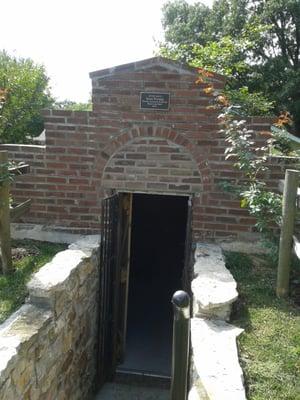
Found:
171,290 -> 191,400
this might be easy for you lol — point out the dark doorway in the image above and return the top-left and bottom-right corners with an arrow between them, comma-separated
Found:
118,193 -> 189,377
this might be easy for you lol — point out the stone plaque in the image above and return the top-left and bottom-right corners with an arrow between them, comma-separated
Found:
140,92 -> 170,110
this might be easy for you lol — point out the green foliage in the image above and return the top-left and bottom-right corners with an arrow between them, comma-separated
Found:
0,240 -> 66,323
226,87 -> 274,116
241,185 -> 282,234
218,179 -> 241,195
0,162 -> 14,185
160,34 -> 252,76
0,159 -> 28,195
53,99 -> 92,111
0,50 -> 53,144
225,251 -> 300,400
161,0 -> 211,47
220,109 -> 268,178
207,0 -> 249,39
160,0 -> 300,130
160,20 -> 273,115
190,36 -> 251,77
218,101 -> 283,239
270,126 -> 296,156
161,0 -> 250,47
162,0 -> 300,237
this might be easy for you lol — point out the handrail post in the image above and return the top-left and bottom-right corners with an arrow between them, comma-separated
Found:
171,290 -> 190,400
277,169 -> 299,297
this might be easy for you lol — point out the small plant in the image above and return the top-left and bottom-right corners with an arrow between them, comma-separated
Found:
0,161 -> 14,185
241,185 -> 282,234
197,69 -> 288,244
218,99 -> 282,241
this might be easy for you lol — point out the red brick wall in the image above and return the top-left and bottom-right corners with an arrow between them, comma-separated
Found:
1,57 -> 296,239
102,127 -> 202,194
1,110 -> 100,234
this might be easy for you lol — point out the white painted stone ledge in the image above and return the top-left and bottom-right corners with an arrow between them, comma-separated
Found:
189,242 -> 246,400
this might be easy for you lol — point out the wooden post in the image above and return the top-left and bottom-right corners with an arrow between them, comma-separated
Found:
0,151 -> 12,274
277,169 -> 299,297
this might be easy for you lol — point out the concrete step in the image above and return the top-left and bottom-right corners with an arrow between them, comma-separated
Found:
115,370 -> 170,389
95,383 -> 169,400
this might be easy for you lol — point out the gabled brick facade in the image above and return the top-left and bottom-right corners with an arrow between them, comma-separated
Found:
1,57 -> 295,240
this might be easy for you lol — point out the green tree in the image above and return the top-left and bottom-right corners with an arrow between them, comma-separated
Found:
161,0 -> 250,50
160,0 -> 300,132
207,0 -> 250,39
53,99 -> 92,111
0,51 -> 53,144
248,0 -> 300,132
161,0 -> 211,47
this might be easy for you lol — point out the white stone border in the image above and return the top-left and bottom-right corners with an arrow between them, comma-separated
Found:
189,243 -> 246,400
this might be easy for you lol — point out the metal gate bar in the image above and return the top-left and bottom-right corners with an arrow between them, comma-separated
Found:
98,194 -> 120,386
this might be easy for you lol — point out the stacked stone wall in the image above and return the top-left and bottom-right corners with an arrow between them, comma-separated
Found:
0,239 -> 100,400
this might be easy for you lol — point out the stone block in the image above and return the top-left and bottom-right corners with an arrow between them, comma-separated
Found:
27,249 -> 87,302
0,305 -> 52,386
189,318 -> 245,400
192,243 -> 238,321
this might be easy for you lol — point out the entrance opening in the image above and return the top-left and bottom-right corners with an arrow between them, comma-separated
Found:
118,193 -> 189,377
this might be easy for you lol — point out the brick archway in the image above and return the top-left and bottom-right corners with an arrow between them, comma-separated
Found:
95,125 -> 212,195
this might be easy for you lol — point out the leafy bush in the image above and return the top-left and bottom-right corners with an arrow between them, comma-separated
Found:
0,50 -> 52,143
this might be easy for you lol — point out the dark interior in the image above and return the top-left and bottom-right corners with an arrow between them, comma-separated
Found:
119,193 -> 188,376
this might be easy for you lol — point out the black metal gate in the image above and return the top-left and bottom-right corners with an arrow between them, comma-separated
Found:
97,192 -> 132,387
97,192 -> 191,387
97,193 -> 120,386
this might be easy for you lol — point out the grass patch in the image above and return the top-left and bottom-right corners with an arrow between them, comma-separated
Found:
0,240 -> 66,324
225,251 -> 300,400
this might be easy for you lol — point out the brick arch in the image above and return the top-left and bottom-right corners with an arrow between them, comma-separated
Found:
98,125 -> 211,195
97,125 -> 207,168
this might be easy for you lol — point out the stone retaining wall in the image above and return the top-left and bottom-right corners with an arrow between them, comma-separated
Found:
189,243 -> 246,400
0,237 -> 100,400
